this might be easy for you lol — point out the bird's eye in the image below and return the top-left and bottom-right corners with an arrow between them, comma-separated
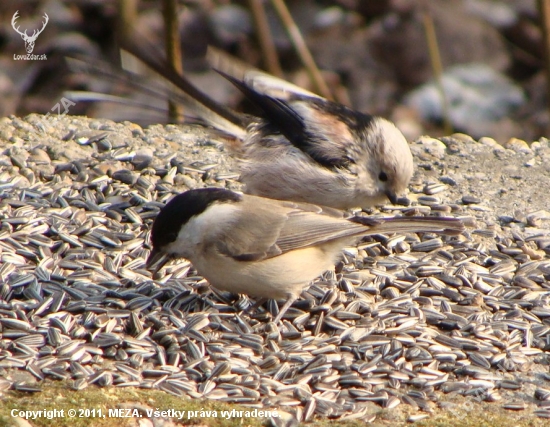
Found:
167,232 -> 178,243
378,171 -> 388,182
344,155 -> 355,164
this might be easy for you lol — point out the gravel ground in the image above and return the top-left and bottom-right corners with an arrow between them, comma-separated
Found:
0,114 -> 550,426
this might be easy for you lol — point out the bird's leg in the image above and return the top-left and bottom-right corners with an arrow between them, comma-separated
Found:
273,295 -> 297,323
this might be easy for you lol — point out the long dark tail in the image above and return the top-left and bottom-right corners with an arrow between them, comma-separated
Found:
65,34 -> 248,138
120,38 -> 247,130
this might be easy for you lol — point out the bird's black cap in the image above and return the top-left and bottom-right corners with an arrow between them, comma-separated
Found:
150,188 -> 242,251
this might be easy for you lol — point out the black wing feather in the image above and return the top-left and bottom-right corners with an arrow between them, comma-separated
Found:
215,69 -> 311,150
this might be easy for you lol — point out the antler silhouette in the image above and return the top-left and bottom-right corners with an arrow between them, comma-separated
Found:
12,11 -> 49,53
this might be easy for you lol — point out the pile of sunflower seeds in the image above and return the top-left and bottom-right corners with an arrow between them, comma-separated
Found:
0,114 -> 550,424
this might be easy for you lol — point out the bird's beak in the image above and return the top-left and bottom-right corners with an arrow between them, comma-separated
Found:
385,190 -> 399,205
146,248 -> 169,276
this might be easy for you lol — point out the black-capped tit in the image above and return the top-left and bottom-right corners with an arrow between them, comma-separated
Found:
146,188 -> 464,323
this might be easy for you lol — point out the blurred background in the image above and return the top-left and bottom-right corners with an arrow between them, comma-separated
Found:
0,0 -> 546,143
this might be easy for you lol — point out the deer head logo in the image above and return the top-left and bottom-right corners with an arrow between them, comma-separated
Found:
12,11 -> 49,54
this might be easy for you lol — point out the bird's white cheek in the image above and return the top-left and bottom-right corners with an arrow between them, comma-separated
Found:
164,233 -> 194,260
164,203 -> 240,260
165,220 -> 206,260
355,165 -> 379,195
